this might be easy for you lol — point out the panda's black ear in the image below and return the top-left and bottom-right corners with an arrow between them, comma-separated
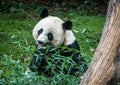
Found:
40,8 -> 49,18
62,21 -> 72,30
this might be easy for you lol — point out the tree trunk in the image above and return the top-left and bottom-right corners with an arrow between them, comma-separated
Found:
80,0 -> 120,85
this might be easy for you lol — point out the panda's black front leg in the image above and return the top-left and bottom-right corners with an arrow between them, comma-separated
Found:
72,51 -> 82,63
67,40 -> 87,74
29,43 -> 55,75
67,40 -> 84,63
29,51 -> 47,73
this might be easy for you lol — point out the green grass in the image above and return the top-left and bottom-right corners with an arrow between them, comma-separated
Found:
0,10 -> 105,84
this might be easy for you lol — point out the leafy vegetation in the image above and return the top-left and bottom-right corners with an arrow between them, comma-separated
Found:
0,8 -> 105,84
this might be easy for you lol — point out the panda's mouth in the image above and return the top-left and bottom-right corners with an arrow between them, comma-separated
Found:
36,42 -> 54,49
44,42 -> 53,46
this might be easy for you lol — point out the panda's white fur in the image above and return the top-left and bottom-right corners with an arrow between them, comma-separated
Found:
33,16 -> 75,47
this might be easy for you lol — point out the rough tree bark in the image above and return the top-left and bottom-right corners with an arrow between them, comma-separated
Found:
80,0 -> 120,85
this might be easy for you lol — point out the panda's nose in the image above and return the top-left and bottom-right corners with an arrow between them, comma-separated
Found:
37,40 -> 44,44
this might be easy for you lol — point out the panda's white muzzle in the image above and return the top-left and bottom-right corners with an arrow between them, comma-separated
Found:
37,34 -> 49,44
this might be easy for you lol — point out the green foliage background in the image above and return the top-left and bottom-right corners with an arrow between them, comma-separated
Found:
0,5 -> 105,85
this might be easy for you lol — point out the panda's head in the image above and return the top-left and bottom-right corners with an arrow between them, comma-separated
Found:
33,8 -> 72,48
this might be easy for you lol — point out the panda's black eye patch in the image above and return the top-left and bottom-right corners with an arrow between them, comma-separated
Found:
47,33 -> 53,41
38,29 -> 43,35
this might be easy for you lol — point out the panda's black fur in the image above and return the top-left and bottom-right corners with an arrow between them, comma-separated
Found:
28,8 -> 87,76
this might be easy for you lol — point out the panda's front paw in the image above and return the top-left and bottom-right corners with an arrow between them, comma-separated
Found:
37,43 -> 55,54
25,68 -> 38,77
24,68 -> 31,77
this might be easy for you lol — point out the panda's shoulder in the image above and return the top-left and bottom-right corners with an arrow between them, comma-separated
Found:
64,31 -> 76,45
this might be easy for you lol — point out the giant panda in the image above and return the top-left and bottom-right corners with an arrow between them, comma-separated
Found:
27,8 -> 86,76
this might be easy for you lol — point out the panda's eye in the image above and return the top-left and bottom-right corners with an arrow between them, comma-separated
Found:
47,33 -> 53,41
38,29 -> 43,35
